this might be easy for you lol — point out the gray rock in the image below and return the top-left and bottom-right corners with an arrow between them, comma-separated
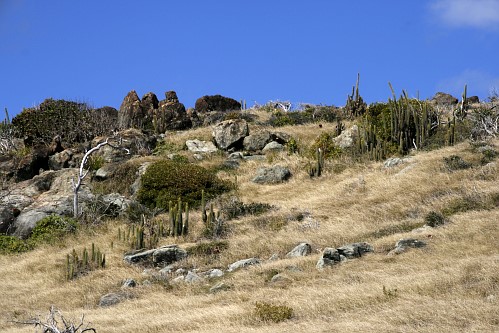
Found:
389,238 -> 427,255
184,271 -> 203,283
262,141 -> 284,153
212,119 -> 249,150
432,92 -> 458,105
316,248 -> 345,270
286,242 -> 312,258
11,210 -> 48,239
99,292 -> 130,307
130,162 -> 152,197
252,165 -> 291,184
243,130 -> 272,152
48,149 -> 73,170
121,278 -> 137,288
202,268 -> 224,278
270,273 -> 292,285
210,282 -> 231,293
186,139 -> 218,154
337,242 -> 374,258
243,155 -> 266,162
333,125 -> 358,149
95,163 -> 120,180
159,265 -> 175,275
227,258 -> 261,272
152,245 -> 187,265
100,193 -> 130,217
124,249 -> 156,264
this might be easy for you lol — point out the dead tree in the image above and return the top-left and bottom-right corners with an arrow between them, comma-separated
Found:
72,137 -> 129,218
15,306 -> 97,333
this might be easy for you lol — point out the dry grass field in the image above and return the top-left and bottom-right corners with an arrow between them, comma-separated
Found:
1,121 -> 498,332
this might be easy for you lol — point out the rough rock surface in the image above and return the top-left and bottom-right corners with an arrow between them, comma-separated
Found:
212,119 -> 249,150
227,258 -> 261,272
286,242 -> 312,257
432,92 -> 458,105
186,140 -> 218,154
252,165 -> 291,184
195,95 -> 241,113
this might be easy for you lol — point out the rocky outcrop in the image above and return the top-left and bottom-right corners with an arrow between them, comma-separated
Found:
212,119 -> 249,150
243,130 -> 291,153
388,238 -> 427,255
333,125 -> 358,149
124,245 -> 187,266
154,91 -> 192,132
185,140 -> 218,154
286,242 -> 312,257
195,95 -> 241,113
118,90 -> 145,130
91,129 -> 156,161
227,257 -> 261,272
317,242 -> 373,269
252,165 -> 291,184
432,92 -> 458,105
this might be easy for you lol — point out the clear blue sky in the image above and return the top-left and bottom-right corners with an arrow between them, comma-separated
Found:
1,0 -> 499,119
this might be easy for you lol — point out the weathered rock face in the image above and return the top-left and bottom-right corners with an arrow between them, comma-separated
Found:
286,242 -> 312,257
334,125 -> 358,149
10,145 -> 51,182
432,92 -> 458,105
123,245 -> 187,266
243,131 -> 272,152
316,242 -> 373,269
48,149 -> 74,171
140,92 -> 159,113
154,91 -> 192,132
212,119 -> 249,150
195,95 -> 241,113
91,129 -> 156,162
185,140 -> 218,154
118,90 -> 146,130
252,165 -> 291,184
262,141 -> 284,154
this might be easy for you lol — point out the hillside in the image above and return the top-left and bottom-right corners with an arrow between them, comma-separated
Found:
0,100 -> 498,332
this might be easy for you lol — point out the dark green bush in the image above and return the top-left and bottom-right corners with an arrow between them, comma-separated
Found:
29,215 -> 78,245
309,132 -> 342,160
0,235 -> 33,254
137,160 -> 231,210
443,155 -> 472,171
219,197 -> 273,220
186,240 -> 228,256
254,302 -> 293,323
424,211 -> 446,227
91,161 -> 141,197
12,98 -> 117,146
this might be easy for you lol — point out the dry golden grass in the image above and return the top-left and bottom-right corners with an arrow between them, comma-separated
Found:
1,124 -> 498,333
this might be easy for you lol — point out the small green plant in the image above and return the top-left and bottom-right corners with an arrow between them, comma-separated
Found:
254,301 -> 293,323
29,215 -> 78,245
443,155 -> 472,171
85,154 -> 105,171
186,240 -> 228,256
0,235 -> 33,254
424,211 -> 446,227
286,137 -> 298,155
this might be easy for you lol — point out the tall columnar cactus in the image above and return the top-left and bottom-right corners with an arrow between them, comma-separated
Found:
309,148 -> 324,177
201,189 -> 207,224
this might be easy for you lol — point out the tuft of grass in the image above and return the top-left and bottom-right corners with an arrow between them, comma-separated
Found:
186,241 -> 229,256
254,301 -> 294,323
424,211 -> 446,227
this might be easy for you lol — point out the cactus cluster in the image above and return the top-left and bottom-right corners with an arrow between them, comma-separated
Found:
309,148 -> 324,177
118,215 -> 166,250
168,197 -> 189,237
201,189 -> 223,238
345,73 -> 367,118
66,243 -> 105,280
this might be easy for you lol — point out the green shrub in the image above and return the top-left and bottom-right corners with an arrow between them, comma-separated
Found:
424,211 -> 446,227
442,195 -> 484,216
11,98 -> 114,146
254,302 -> 293,323
443,155 -> 472,171
219,197 -> 273,220
186,240 -> 228,256
29,215 -> 78,245
0,235 -> 32,254
309,132 -> 342,160
137,160 -> 231,210
91,161 -> 141,196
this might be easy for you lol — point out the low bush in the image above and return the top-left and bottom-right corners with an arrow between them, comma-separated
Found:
443,155 -> 472,171
0,235 -> 32,254
424,211 -> 446,227
254,301 -> 293,323
29,215 -> 78,245
137,159 -> 232,210
186,240 -> 229,256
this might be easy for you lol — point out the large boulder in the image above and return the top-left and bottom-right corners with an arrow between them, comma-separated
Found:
212,119 -> 249,150
286,242 -> 312,257
154,91 -> 192,132
252,165 -> 291,184
432,92 -> 458,105
118,90 -> 146,130
195,95 -> 241,113
333,125 -> 358,149
152,245 -> 188,265
91,129 -> 155,162
185,140 -> 218,154
243,130 -> 272,152
337,242 -> 374,258
48,149 -> 74,170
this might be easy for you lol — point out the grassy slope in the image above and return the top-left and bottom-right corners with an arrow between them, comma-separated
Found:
0,122 -> 498,333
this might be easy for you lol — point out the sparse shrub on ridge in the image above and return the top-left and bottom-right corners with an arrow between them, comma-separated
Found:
137,159 -> 231,210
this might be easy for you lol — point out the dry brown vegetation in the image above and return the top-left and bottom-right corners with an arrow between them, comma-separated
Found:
1,119 -> 498,332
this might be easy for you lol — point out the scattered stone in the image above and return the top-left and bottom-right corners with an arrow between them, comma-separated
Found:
270,273 -> 292,286
152,245 -> 188,265
121,278 -> 137,288
159,265 -> 174,276
184,271 -> 203,283
268,254 -> 280,261
99,292 -> 130,307
286,242 -> 312,258
389,238 -> 427,255
124,249 -> 156,264
210,282 -> 231,293
243,131 -> 272,152
337,242 -> 374,259
252,165 -> 291,184
262,141 -> 284,154
186,139 -> 218,154
202,269 -> 224,278
333,125 -> 358,149
227,258 -> 261,272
